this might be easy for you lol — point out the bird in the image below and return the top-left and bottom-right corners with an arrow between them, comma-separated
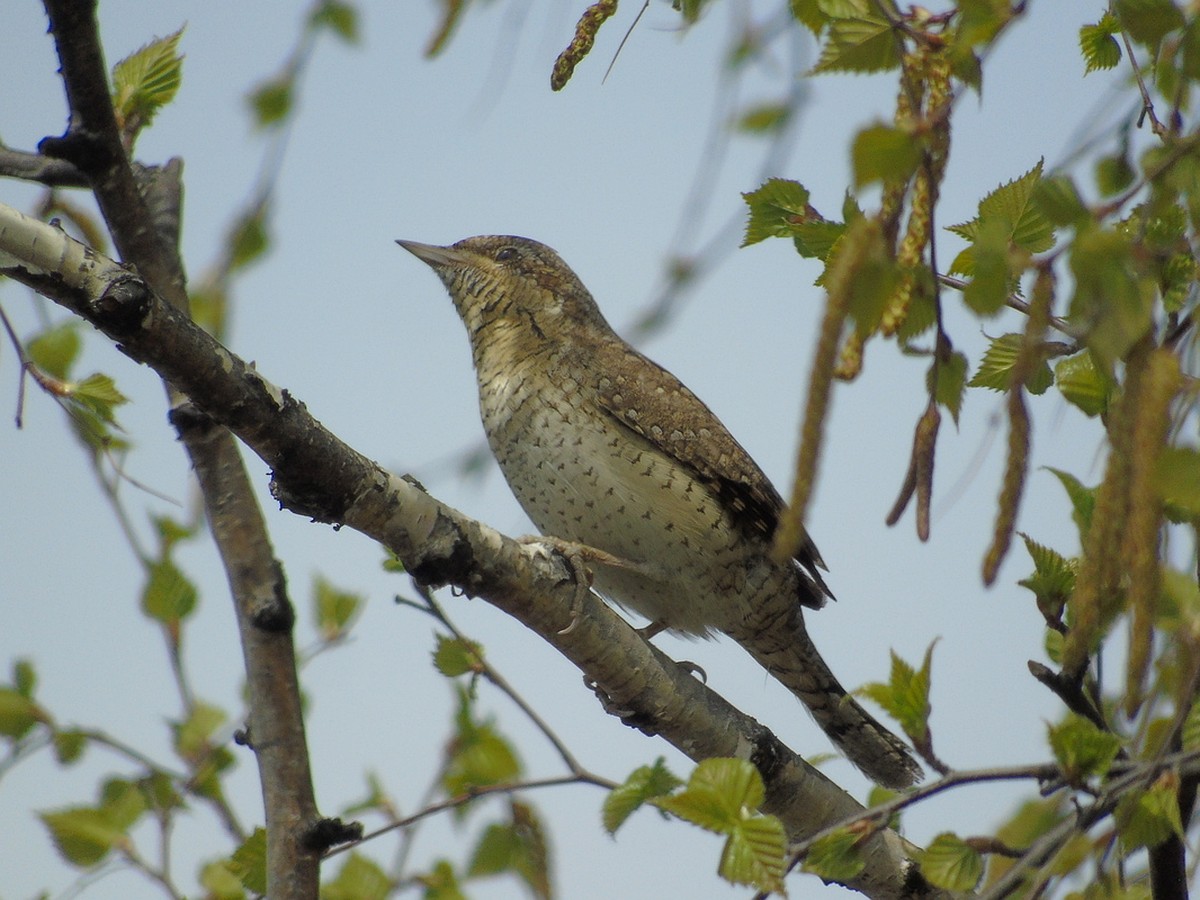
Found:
399,234 -> 921,789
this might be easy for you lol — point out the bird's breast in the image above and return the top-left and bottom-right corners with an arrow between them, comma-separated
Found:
475,355 -> 770,634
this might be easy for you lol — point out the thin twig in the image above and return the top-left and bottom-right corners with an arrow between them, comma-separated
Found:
324,773 -> 615,860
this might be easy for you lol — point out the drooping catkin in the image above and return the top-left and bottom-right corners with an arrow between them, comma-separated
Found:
773,218 -> 881,563
551,1 -> 619,91
982,269 -> 1053,584
1061,339 -> 1148,677
1122,347 -> 1181,714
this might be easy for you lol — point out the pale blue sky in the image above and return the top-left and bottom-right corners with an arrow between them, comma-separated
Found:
2,3 -> 1128,897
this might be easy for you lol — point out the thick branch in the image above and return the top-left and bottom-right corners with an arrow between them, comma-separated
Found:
0,203 -> 940,900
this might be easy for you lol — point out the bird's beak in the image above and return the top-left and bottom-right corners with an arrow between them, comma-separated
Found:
396,239 -> 466,269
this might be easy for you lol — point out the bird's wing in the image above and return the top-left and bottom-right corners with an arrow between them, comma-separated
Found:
583,338 -> 833,601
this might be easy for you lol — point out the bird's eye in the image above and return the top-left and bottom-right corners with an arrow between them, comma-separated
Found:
495,246 -> 519,262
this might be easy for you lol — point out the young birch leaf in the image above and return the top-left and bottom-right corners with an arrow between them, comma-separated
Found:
603,758 -> 683,835
1152,447 -> 1200,518
313,576 -> 362,641
1115,775 -> 1185,850
70,374 -> 129,425
927,351 -> 968,424
229,828 -> 268,895
812,14 -> 900,74
1054,351 -> 1114,417
309,0 -> 360,43
852,123 -> 921,188
802,828 -> 867,881
920,833 -> 984,891
969,334 -> 1052,394
1046,467 -> 1096,536
0,688 -> 43,738
1018,534 -> 1076,617
1114,0 -> 1185,49
432,634 -> 484,678
742,178 -> 813,246
54,729 -> 88,765
721,813 -> 786,894
1182,700 -> 1200,750
40,808 -> 126,867
141,559 -> 198,625
1079,15 -> 1123,72
1047,714 -> 1121,782
656,757 -> 762,832
859,643 -> 935,744
111,27 -> 185,139
324,852 -> 391,900
27,322 -> 81,379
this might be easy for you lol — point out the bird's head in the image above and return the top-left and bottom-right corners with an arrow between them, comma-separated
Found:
398,235 -> 607,346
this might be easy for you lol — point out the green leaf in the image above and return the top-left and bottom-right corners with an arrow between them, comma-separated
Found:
1046,467 -> 1096,536
309,0 -> 360,43
69,374 -> 129,425
248,77 -> 293,128
141,559 -> 198,625
173,701 -> 226,763
13,658 -> 36,697
1018,534 -> 1076,618
323,852 -> 391,900
920,832 -> 984,891
443,690 -> 522,797
1054,351 -> 1114,417
802,827 -> 866,881
656,758 -> 764,833
736,103 -> 791,133
1096,153 -> 1137,197
1114,0 -> 1185,49
1115,777 -> 1185,850
467,801 -> 550,898
741,178 -> 814,246
469,823 -> 519,877
603,757 -> 683,834
111,27 -> 185,138
54,729 -> 88,765
228,207 -> 270,271
432,634 -> 484,677
927,351 -> 968,424
416,860 -> 466,900
656,759 -> 784,894
949,160 -> 1055,253
969,333 -> 1053,394
40,807 -> 126,867
1182,700 -> 1200,750
27,322 -> 81,379
1068,227 -> 1153,369
790,0 -> 827,34
1079,14 -> 1123,72
229,828 -> 267,895
852,123 -> 921,188
199,858 -> 246,900
1032,175 -> 1089,228
313,576 -> 362,641
99,777 -> 147,831
1047,714 -> 1121,781
1153,447 -> 1200,517
858,643 -> 935,744
812,13 -> 901,74
961,217 -> 1013,314
0,687 -> 43,738
719,811 -> 786,893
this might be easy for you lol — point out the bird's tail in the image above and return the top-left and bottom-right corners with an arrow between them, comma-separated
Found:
730,608 -> 922,790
